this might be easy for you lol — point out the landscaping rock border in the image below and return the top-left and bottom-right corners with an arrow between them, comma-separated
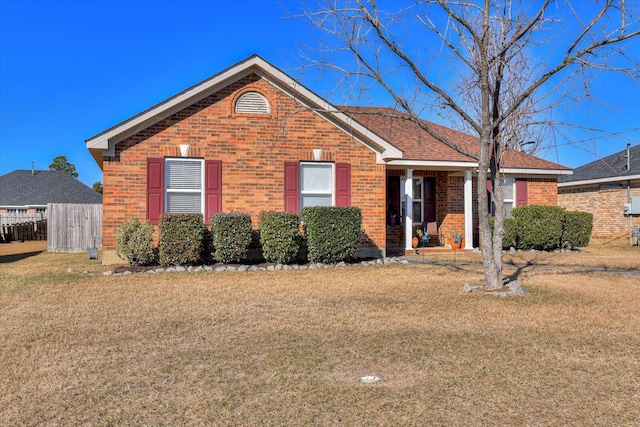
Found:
102,257 -> 409,276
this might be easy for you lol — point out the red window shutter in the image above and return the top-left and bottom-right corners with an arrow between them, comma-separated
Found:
147,158 -> 164,225
205,160 -> 222,224
335,163 -> 351,207
284,161 -> 300,213
516,179 -> 528,207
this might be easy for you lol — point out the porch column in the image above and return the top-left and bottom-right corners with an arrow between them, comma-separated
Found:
464,169 -> 473,249
404,169 -> 414,250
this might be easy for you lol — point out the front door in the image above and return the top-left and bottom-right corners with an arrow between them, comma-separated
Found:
387,175 -> 401,225
424,178 -> 436,223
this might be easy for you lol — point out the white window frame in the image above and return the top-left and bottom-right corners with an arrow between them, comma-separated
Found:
300,162 -> 335,210
412,177 -> 423,225
164,158 -> 205,215
492,177 -> 515,218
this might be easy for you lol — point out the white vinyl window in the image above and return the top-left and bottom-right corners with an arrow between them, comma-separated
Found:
492,178 -> 515,218
165,158 -> 204,214
412,178 -> 423,224
300,162 -> 334,209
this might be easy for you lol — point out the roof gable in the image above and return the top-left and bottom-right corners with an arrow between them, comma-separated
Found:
559,144 -> 640,184
86,54 -> 402,168
0,170 -> 102,207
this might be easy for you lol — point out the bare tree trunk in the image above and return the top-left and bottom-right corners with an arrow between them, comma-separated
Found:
477,0 -> 503,290
477,139 -> 502,290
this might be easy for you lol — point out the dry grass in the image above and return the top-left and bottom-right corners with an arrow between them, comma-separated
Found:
1,242 -> 639,425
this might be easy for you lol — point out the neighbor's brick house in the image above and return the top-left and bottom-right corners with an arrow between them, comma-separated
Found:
559,144 -> 640,240
86,55 -> 571,262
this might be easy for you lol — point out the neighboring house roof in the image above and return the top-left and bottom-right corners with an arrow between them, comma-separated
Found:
558,144 -> 640,186
0,170 -> 102,207
348,107 -> 571,173
86,54 -> 570,176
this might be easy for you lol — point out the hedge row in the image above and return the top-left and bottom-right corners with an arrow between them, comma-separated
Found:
115,207 -> 363,266
491,205 -> 593,250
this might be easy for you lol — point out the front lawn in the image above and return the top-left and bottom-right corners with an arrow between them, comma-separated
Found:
1,243 -> 638,425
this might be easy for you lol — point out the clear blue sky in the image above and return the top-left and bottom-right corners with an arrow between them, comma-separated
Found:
1,0 -> 639,187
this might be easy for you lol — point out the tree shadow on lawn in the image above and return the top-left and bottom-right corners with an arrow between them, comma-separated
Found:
0,251 -> 45,264
504,260 -> 536,283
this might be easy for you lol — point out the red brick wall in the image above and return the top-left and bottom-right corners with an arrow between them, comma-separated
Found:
527,178 -> 558,205
441,175 -> 465,239
102,74 -> 386,252
558,180 -> 640,238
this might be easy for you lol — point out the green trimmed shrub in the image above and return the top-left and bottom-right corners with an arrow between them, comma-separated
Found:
489,217 -> 518,249
302,206 -> 362,263
158,213 -> 205,266
211,213 -> 252,264
258,211 -> 301,264
513,205 -> 565,251
563,211 -> 593,248
115,217 -> 156,266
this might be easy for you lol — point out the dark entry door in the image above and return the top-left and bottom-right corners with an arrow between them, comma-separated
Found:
387,176 -> 401,223
424,178 -> 436,223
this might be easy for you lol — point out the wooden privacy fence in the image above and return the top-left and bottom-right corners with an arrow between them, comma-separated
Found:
47,203 -> 102,253
0,217 -> 47,242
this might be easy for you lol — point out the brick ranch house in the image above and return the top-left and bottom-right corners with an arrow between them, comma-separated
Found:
86,55 -> 571,263
558,143 -> 640,242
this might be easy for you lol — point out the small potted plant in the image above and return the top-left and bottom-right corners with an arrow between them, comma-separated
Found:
449,232 -> 463,249
412,227 -> 422,249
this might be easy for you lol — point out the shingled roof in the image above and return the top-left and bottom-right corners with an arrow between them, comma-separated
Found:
558,144 -> 640,184
0,170 -> 102,207
347,107 -> 571,172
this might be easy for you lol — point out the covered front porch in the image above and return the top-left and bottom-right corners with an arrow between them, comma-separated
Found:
385,167 -> 477,255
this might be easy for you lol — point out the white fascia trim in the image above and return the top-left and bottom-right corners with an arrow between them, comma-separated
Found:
386,160 -> 477,170
501,168 -> 573,176
86,55 -> 403,161
557,173 -> 640,188
256,66 -> 402,160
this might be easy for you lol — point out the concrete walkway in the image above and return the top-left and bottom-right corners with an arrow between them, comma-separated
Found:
400,256 -> 640,277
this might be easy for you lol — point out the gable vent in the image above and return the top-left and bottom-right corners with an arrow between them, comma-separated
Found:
235,91 -> 271,115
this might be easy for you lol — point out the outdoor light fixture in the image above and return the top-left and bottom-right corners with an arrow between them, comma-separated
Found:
180,144 -> 190,157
